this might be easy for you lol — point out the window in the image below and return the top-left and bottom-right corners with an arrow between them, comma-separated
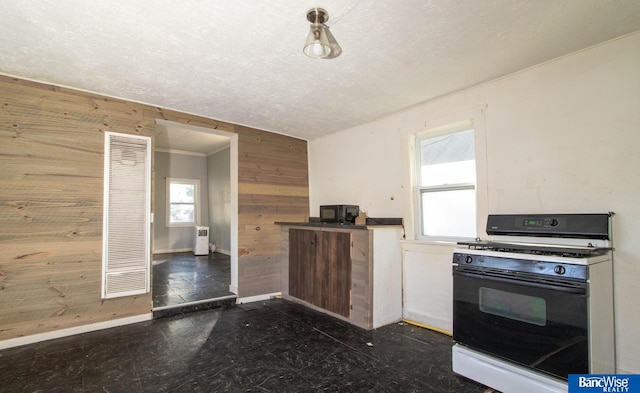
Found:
166,178 -> 200,227
416,123 -> 476,239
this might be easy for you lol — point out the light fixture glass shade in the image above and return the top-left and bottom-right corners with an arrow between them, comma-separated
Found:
303,9 -> 342,59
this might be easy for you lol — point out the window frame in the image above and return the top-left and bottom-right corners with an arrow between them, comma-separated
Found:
165,178 -> 201,227
414,122 -> 477,241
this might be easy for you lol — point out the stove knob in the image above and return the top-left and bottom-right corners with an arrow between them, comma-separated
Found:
554,265 -> 566,275
464,256 -> 473,264
549,218 -> 559,227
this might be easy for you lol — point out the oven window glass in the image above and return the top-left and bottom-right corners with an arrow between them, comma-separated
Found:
479,287 -> 547,326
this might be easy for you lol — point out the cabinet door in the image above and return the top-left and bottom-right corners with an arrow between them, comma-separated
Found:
318,231 -> 352,318
289,229 -> 316,303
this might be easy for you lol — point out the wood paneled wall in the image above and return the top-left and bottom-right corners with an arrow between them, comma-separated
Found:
0,75 -> 309,341
236,126 -> 309,296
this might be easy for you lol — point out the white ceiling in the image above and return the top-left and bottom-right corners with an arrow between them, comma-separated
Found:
2,0 -> 640,144
154,123 -> 230,155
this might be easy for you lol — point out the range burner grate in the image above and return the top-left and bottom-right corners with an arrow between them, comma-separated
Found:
459,241 -> 611,258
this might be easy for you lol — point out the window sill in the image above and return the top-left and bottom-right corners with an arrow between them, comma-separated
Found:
400,239 -> 458,247
166,223 -> 200,228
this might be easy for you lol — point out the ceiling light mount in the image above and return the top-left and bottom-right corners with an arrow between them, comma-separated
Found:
303,7 -> 342,59
306,7 -> 328,24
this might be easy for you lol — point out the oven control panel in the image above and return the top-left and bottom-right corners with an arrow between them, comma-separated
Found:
453,252 -> 588,280
486,213 -> 610,239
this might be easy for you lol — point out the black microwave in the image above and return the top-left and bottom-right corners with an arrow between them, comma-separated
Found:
320,205 -> 359,224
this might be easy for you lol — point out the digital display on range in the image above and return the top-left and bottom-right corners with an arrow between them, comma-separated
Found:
523,219 -> 542,227
522,218 -> 559,228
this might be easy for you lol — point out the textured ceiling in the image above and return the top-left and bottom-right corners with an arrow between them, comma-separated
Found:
2,0 -> 640,141
154,123 -> 230,155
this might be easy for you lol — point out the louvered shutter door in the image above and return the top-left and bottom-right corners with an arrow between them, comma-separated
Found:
102,133 -> 151,299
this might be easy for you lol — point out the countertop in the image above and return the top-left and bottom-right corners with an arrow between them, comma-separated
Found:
275,222 -> 368,230
276,217 -> 403,229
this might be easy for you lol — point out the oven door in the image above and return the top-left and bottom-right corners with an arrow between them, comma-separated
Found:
453,264 -> 588,380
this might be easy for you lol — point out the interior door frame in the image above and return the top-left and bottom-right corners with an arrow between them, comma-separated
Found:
154,119 -> 239,295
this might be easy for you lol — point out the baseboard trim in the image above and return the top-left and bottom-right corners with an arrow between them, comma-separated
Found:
0,313 -> 153,350
402,308 -> 452,334
238,292 -> 282,304
153,248 -> 231,255
403,318 -> 452,336
152,295 -> 237,311
153,248 -> 192,254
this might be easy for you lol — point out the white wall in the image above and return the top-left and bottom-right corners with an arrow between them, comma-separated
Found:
153,151 -> 209,253
308,32 -> 640,373
309,115 -> 406,218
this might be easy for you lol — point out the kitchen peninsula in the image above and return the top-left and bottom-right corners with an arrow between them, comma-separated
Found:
276,220 -> 403,330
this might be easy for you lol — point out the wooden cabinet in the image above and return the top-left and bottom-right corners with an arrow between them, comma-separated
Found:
289,229 -> 351,317
279,223 -> 402,330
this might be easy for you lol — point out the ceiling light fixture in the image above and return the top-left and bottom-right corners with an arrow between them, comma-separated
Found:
303,8 -> 342,59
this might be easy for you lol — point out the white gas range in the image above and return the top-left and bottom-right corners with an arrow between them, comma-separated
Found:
452,213 -> 615,393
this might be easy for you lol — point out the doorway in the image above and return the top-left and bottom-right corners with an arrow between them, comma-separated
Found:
151,120 -> 239,312
152,252 -> 233,307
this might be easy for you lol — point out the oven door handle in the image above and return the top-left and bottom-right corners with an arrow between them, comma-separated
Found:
454,271 -> 587,294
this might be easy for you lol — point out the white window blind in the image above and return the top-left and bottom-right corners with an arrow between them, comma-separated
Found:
102,132 -> 151,299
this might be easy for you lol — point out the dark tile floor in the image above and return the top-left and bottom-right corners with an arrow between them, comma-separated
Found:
152,252 -> 234,309
0,299 -> 490,393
